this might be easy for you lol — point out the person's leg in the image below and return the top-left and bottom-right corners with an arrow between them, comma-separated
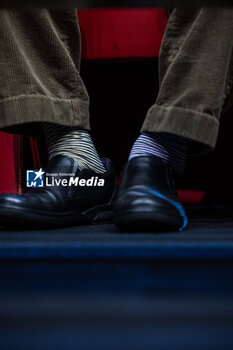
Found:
114,7 -> 233,232
0,9 -> 105,173
141,7 -> 233,152
0,9 -> 89,132
0,10 -> 117,228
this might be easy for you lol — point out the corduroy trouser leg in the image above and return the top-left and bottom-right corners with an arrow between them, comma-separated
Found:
0,9 -> 90,136
141,7 -> 233,153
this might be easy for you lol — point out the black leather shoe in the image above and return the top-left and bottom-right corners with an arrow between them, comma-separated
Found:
113,155 -> 188,232
0,155 -> 118,229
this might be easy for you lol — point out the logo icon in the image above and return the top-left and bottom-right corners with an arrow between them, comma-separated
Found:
26,169 -> 45,188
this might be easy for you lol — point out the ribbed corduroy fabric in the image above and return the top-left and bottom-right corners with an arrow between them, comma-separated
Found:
0,8 -> 233,156
141,8 -> 233,154
0,9 -> 90,137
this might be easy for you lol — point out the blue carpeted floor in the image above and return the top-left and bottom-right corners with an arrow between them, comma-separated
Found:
1,216 -> 233,350
1,216 -> 233,259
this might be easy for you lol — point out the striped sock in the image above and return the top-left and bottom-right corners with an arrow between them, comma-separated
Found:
41,123 -> 106,174
129,132 -> 189,177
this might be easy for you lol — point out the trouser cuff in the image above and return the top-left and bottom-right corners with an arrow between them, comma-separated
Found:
141,104 -> 219,154
0,94 -> 90,137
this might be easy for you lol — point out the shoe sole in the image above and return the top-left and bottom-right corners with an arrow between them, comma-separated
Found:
0,203 -> 113,229
114,211 -> 185,232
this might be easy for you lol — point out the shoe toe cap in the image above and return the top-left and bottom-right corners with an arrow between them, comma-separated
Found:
114,188 -> 188,231
0,194 -> 26,207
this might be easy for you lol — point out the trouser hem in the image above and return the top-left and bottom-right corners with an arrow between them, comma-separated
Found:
141,104 -> 219,154
0,94 -> 90,136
